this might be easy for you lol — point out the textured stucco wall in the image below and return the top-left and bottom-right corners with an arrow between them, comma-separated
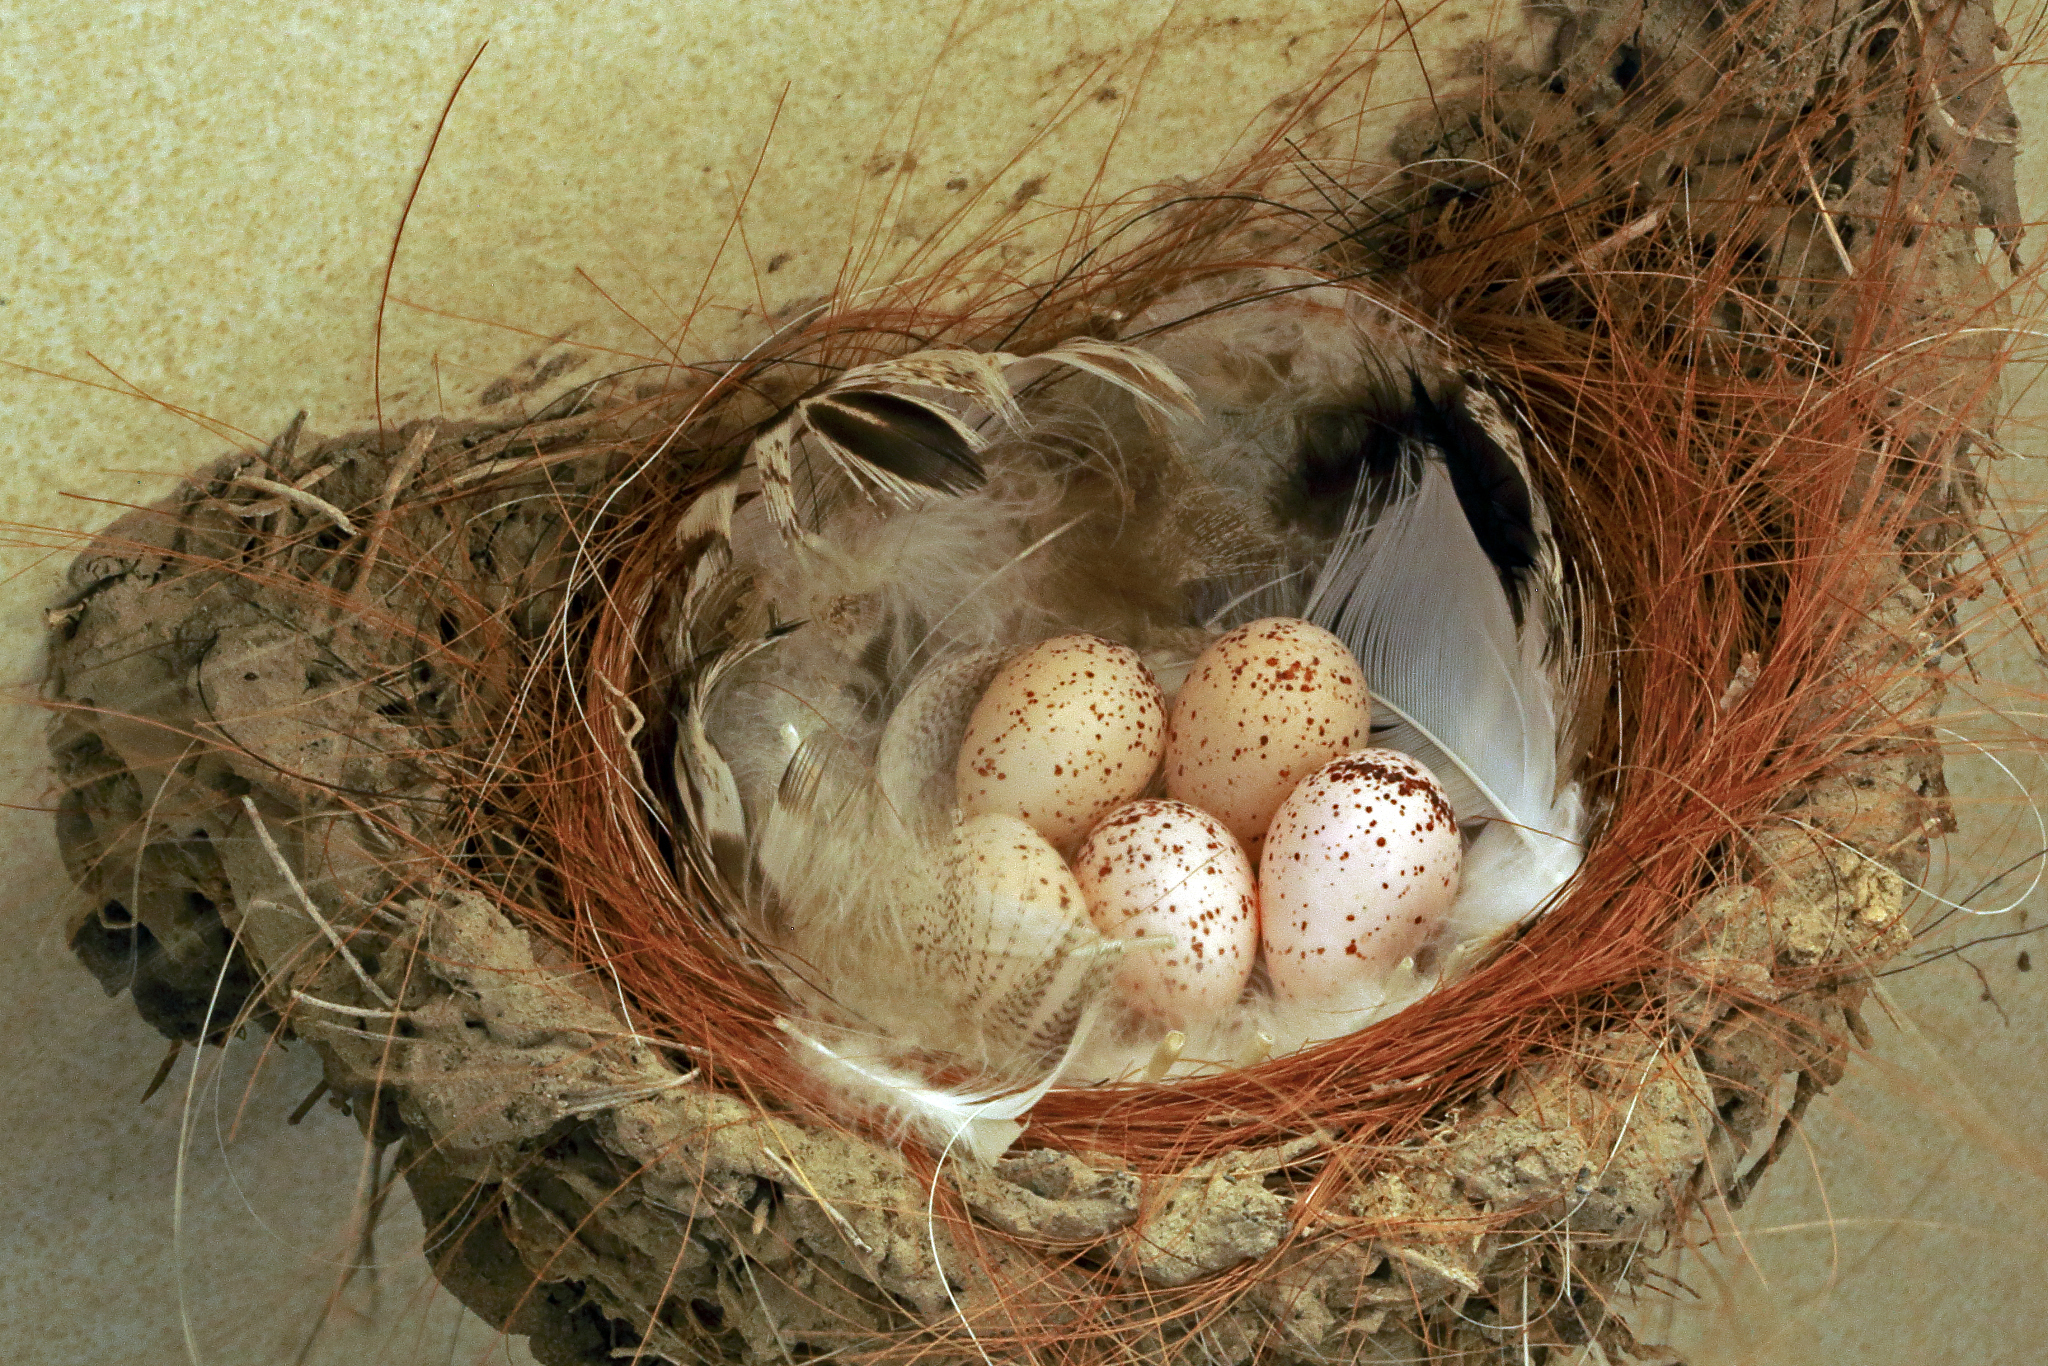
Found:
1,3 -> 2040,1364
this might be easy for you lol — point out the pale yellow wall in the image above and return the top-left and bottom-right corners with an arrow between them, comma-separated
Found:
1644,42 -> 2048,1366
0,3 -> 2039,1364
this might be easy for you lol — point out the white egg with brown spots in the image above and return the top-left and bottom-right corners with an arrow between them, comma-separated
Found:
1259,749 -> 1461,1010
956,634 -> 1167,853
1164,617 -> 1372,856
1072,800 -> 1258,1026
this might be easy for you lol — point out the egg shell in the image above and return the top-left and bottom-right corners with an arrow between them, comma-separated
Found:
1164,617 -> 1372,856
1072,800 -> 1258,1025
1258,749 -> 1461,1007
956,634 -> 1167,853
946,813 -> 1104,1055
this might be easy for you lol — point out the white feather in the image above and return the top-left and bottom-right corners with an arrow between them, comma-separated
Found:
676,636 -> 784,884
777,1016 -> 1100,1165
1304,453 -> 1587,947
874,648 -> 1012,837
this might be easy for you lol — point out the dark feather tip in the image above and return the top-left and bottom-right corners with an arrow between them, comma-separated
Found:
1283,370 -> 1541,618
1283,379 -> 1416,538
809,391 -> 988,495
1406,373 -> 1539,604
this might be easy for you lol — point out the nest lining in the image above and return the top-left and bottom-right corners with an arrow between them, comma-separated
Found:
46,0 -> 2026,1361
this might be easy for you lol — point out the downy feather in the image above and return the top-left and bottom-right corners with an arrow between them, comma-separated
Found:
777,1015 -> 1100,1166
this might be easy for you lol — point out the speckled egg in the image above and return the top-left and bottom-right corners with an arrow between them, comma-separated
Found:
1259,749 -> 1461,1008
1164,617 -> 1372,856
956,634 -> 1168,852
1072,800 -> 1258,1025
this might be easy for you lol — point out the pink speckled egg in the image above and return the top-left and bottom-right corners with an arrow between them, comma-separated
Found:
956,634 -> 1167,853
1164,618 -> 1372,856
1259,749 -> 1461,1007
1072,800 -> 1258,1025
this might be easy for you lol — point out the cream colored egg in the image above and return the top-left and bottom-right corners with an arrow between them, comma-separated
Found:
1164,617 -> 1371,856
1259,749 -> 1461,1010
956,634 -> 1167,852
1072,800 -> 1258,1025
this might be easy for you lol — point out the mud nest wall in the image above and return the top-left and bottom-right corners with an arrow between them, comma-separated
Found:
46,0 -> 2025,1362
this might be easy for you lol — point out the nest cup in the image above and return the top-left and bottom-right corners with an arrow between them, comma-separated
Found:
44,1 -> 2038,1362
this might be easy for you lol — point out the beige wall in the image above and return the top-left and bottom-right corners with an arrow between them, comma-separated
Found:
1,3 -> 2039,1363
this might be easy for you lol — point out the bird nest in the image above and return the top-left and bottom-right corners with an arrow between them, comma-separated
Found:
46,0 -> 2028,1362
